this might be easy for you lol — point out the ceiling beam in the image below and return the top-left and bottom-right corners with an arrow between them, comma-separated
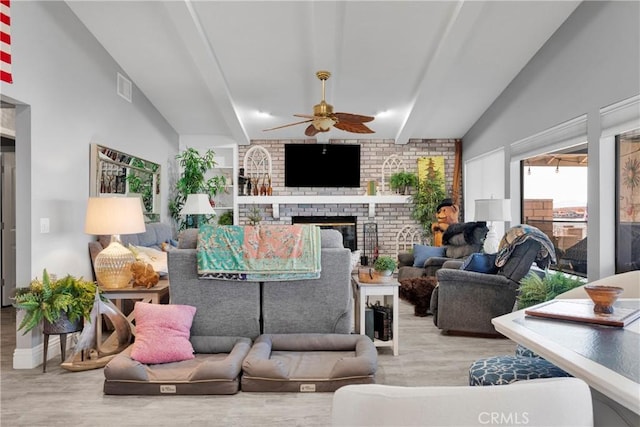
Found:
163,0 -> 250,144
395,1 -> 485,144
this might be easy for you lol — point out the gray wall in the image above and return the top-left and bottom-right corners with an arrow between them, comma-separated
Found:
1,1 -> 178,365
463,1 -> 640,279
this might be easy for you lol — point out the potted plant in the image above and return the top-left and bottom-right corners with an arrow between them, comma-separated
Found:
217,210 -> 234,225
169,148 -> 227,230
410,167 -> 446,238
517,270 -> 585,310
389,171 -> 418,195
247,206 -> 262,226
13,270 -> 99,334
373,256 -> 397,277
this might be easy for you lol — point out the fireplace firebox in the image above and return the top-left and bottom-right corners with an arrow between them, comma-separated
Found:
292,216 -> 357,251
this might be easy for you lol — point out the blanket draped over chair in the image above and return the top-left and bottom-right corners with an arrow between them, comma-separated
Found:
197,224 -> 322,281
496,224 -> 556,270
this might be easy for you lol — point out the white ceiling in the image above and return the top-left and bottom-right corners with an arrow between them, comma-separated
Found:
66,1 -> 581,145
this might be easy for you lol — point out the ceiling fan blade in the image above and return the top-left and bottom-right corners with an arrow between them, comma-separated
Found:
305,124 -> 320,137
294,114 -> 318,119
263,119 -> 313,132
334,112 -> 375,123
305,124 -> 331,136
333,121 -> 375,134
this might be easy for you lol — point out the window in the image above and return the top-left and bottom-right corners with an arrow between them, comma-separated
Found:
521,145 -> 588,276
615,128 -> 640,273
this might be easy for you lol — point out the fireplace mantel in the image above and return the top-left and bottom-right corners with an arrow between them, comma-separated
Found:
237,195 -> 410,218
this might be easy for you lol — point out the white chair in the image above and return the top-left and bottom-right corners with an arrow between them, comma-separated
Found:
555,270 -> 640,299
331,378 -> 593,427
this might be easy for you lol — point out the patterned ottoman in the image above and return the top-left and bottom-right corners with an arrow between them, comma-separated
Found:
469,355 -> 572,386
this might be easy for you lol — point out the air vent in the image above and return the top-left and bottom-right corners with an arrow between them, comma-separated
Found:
116,72 -> 132,103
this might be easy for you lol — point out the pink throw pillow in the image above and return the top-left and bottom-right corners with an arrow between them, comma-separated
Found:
130,302 -> 197,364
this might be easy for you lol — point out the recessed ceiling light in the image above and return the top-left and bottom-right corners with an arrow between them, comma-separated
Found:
255,110 -> 272,119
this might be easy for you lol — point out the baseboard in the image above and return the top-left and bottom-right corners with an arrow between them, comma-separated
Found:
13,334 -> 71,370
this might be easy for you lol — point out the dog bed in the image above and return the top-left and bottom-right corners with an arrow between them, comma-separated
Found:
103,338 -> 251,395
241,334 -> 377,392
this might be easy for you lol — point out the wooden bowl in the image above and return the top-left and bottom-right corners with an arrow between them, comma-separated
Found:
584,285 -> 624,314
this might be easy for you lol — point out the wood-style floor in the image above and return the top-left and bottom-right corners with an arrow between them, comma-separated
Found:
1,300 -> 516,426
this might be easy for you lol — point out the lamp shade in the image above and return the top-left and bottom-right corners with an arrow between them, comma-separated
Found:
84,197 -> 146,235
180,194 -> 216,215
474,199 -> 512,222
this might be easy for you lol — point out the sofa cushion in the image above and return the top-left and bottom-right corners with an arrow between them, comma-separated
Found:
412,244 -> 446,267
130,302 -> 197,364
461,253 -> 498,274
178,228 -> 198,249
321,229 -> 344,248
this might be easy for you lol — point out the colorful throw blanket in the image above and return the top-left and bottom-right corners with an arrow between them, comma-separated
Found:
496,224 -> 557,270
197,224 -> 321,281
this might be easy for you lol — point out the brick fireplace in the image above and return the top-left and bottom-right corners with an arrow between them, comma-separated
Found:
237,139 -> 461,258
292,216 -> 357,250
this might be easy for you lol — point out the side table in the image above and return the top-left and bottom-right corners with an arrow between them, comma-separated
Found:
351,275 -> 399,356
100,279 -> 170,335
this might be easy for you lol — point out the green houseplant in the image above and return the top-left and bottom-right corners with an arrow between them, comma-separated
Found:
517,270 -> 585,310
13,270 -> 99,334
373,256 -> 397,276
389,171 -> 418,195
169,148 -> 227,230
410,167 -> 447,238
217,210 -> 234,225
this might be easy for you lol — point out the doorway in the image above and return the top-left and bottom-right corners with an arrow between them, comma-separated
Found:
1,104 -> 16,306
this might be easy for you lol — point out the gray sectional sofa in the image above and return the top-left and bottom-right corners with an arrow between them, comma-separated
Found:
103,228 -> 377,395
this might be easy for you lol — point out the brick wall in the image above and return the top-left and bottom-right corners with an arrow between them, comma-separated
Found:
523,199 -> 554,238
237,138 -> 460,259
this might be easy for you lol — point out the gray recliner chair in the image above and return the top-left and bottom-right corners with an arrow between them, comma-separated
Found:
430,239 -> 543,336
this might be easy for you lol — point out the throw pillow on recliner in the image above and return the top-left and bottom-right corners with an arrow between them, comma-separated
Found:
412,245 -> 446,267
461,253 -> 498,274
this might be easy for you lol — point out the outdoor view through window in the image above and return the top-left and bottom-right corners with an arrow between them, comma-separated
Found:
522,146 -> 588,276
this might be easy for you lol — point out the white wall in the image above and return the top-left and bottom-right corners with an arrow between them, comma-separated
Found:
0,1 -> 178,367
463,1 -> 640,280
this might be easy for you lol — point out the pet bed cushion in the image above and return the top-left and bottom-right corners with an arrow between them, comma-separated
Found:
104,338 -> 251,395
130,302 -> 196,364
241,334 -> 377,392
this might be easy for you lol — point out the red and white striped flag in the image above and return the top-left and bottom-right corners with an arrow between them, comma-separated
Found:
0,0 -> 12,84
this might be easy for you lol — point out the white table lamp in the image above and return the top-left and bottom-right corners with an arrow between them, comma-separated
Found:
85,197 -> 146,288
180,194 -> 216,228
475,198 -> 511,254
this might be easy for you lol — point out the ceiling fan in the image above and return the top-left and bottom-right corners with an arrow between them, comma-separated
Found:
264,70 -> 375,137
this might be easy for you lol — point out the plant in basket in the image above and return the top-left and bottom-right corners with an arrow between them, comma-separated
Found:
13,269 -> 100,334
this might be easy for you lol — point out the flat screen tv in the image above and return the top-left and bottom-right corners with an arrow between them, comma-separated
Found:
285,143 -> 360,187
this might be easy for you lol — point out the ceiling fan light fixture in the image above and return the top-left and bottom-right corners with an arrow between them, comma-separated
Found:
263,70 -> 375,136
312,117 -> 336,131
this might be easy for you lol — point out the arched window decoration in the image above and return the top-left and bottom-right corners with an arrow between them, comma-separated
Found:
395,225 -> 428,260
380,154 -> 405,194
243,146 -> 272,195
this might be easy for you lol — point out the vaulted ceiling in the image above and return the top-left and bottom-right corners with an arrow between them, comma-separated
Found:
66,1 -> 581,145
